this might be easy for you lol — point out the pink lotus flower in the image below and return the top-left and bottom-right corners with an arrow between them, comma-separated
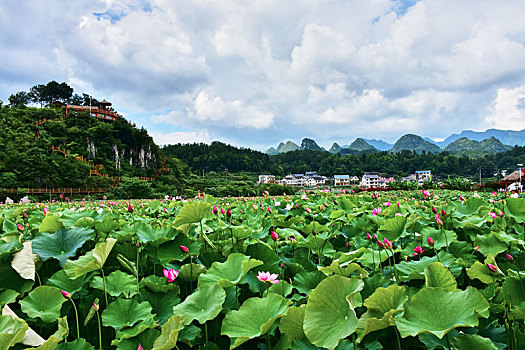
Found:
220,208 -> 225,215
138,345 -> 143,350
179,245 -> 189,253
383,202 -> 391,207
435,213 -> 443,226
271,231 -> 278,241
441,208 -> 447,216
382,237 -> 393,249
395,213 -> 403,217
422,190 -> 431,198
305,207 -> 312,214
60,290 -> 71,299
378,240 -> 384,249
474,245 -> 480,251
488,211 -> 497,219
256,271 -> 279,284
163,268 -> 178,282
427,236 -> 435,246
17,224 -> 24,231
267,206 -> 272,213
128,204 -> 133,213
414,246 -> 424,255
372,207 -> 381,216
486,263 -> 499,273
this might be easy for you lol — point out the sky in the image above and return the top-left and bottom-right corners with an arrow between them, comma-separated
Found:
2,0 -> 525,151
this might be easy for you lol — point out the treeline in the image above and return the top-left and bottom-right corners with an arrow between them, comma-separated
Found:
164,142 -> 525,179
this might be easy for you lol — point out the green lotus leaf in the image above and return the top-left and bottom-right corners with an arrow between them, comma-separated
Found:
269,280 -> 293,297
357,284 -> 407,341
178,324 -> 201,347
505,197 -> 525,223
501,276 -> 525,319
0,238 -> 22,259
336,248 -> 390,270
198,253 -> 263,288
453,197 -> 486,217
377,216 -> 406,241
293,271 -> 327,295
46,270 -> 89,297
114,328 -> 160,350
0,263 -> 34,294
156,236 -> 202,264
152,315 -> 184,350
2,216 -> 18,234
102,298 -> 153,331
28,316 -> 69,350
11,241 -> 35,280
424,262 -> 456,291
396,287 -> 490,339
395,252 -> 462,282
178,263 -> 206,282
0,289 -> 19,307
279,305 -> 306,340
32,227 -> 94,266
20,286 -> 67,323
95,217 -> 120,235
59,210 -> 105,227
141,291 -> 180,325
173,202 -> 211,227
136,223 -> 176,246
0,315 -> 28,349
450,334 -> 498,350
245,243 -> 279,271
113,315 -> 156,346
90,270 -> 137,298
320,261 -> 368,279
55,338 -> 94,349
467,261 -> 503,284
141,275 -> 180,294
39,214 -> 64,233
173,284 -> 225,325
64,238 -> 116,279
303,275 -> 364,350
420,227 -> 458,250
473,233 -> 507,257
221,292 -> 290,349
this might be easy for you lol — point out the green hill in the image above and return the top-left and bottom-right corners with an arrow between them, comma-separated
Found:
347,138 -> 378,152
329,142 -> 342,153
391,134 -> 441,154
300,138 -> 324,151
444,137 -> 512,157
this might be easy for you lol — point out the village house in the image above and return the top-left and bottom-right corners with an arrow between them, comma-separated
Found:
258,175 -> 276,184
278,172 -> 328,187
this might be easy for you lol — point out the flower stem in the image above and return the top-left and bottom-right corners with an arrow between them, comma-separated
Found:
69,299 -> 80,340
441,226 -> 449,253
101,268 -> 108,306
96,309 -> 102,350
394,327 -> 402,350
136,244 -> 140,294
433,247 -> 441,262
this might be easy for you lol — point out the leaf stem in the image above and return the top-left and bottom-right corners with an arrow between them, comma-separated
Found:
69,298 -> 80,340
96,309 -> 102,350
101,268 -> 108,306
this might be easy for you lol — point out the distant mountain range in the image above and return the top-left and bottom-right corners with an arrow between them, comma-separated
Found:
264,129 -> 525,157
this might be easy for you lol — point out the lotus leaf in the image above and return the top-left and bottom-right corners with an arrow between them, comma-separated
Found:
303,275 -> 363,350
424,262 -> 456,291
32,227 -> 94,266
357,284 -> 407,341
396,286 -> 490,339
279,305 -> 306,340
102,298 -> 153,331
221,292 -> 290,349
90,270 -> 137,298
0,314 -> 28,349
20,286 -> 66,323
474,233 -> 508,257
11,241 -> 35,280
377,216 -> 406,241
63,238 -> 116,279
173,284 -> 226,325
450,334 -> 498,350
293,271 -> 327,295
198,253 -> 263,288
38,214 -> 63,233
505,197 -> 525,223
173,202 -> 211,227
152,315 -> 184,350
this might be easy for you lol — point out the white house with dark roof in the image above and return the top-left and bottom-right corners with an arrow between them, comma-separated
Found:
334,175 -> 350,186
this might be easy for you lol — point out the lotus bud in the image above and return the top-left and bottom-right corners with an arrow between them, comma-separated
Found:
226,209 -> 231,217
138,345 -> 144,350
383,237 -> 393,249
179,245 -> 189,253
366,232 -> 372,241
312,229 -> 316,236
427,236 -> 435,246
506,253 -> 514,261
305,207 -> 312,213
486,263 -> 498,273
414,246 -> 424,255
435,213 -> 443,226
474,245 -> 479,251
17,224 -> 24,231
60,290 -> 72,299
271,231 -> 278,241
220,208 -> 225,215
432,207 -> 438,214
441,208 -> 447,216
378,240 -> 384,249
128,204 -> 133,213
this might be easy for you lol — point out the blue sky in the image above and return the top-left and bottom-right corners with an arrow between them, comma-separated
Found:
1,0 -> 525,151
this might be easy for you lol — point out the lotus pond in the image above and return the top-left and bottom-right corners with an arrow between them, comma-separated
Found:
0,190 -> 524,349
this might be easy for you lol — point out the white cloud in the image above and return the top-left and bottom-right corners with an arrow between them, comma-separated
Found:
486,86 -> 525,130
150,130 -> 211,146
190,91 -> 274,129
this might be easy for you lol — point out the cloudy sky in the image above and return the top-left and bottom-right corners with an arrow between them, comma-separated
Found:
2,0 -> 525,150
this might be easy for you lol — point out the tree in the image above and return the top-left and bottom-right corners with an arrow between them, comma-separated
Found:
42,81 -> 73,104
8,91 -> 30,107
29,84 -> 46,107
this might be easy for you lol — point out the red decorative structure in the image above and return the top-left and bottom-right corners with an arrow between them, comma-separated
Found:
66,100 -> 118,122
